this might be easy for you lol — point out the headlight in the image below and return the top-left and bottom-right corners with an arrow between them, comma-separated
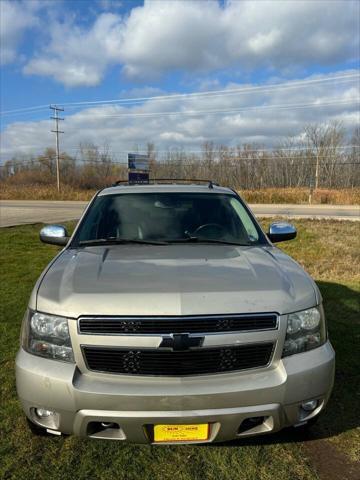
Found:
282,306 -> 327,357
22,311 -> 74,362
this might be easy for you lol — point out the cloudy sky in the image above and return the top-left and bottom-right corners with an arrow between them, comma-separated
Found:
0,0 -> 359,162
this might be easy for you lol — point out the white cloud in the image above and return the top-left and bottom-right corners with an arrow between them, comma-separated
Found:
0,0 -> 39,65
1,71 -> 359,161
22,0 -> 359,87
120,1 -> 223,78
24,13 -> 124,87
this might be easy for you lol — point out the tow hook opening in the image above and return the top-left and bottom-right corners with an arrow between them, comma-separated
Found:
238,416 -> 265,434
101,422 -> 117,429
87,421 -> 126,440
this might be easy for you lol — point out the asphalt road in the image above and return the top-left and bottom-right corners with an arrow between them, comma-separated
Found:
0,200 -> 359,227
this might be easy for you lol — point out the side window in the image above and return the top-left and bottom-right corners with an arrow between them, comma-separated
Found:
77,197 -> 108,241
229,198 -> 259,242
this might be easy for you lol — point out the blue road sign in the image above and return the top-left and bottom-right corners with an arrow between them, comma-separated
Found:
128,153 -> 150,171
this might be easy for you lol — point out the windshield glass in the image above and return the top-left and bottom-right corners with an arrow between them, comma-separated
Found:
73,192 -> 265,246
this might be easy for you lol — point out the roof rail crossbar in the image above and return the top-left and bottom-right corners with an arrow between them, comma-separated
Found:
112,178 -> 219,189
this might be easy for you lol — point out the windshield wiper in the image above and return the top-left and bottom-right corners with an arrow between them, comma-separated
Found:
78,237 -> 167,246
78,237 -> 251,247
167,237 -> 251,246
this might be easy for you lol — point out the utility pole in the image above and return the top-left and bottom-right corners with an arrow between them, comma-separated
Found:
314,150 -> 320,190
50,105 -> 64,192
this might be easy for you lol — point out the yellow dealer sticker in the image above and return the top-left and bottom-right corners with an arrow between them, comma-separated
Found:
154,424 -> 209,442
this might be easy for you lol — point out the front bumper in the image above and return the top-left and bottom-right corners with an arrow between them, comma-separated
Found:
16,341 -> 335,443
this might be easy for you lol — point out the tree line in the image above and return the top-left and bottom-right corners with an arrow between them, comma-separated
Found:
1,122 -> 359,190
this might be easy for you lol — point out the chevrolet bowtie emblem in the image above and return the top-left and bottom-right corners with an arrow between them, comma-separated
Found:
160,333 -> 205,351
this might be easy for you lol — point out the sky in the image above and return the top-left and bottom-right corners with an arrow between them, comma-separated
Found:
0,0 -> 359,163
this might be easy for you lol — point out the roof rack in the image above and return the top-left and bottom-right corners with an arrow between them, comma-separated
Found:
112,178 -> 219,189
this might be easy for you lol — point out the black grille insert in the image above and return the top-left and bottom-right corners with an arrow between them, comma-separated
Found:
82,343 -> 274,376
79,314 -> 277,335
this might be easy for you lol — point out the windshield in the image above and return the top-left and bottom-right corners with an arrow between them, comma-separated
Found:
73,192 -> 265,246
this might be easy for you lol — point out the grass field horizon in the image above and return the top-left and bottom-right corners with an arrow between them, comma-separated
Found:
1,219 -> 359,479
1,184 -> 359,205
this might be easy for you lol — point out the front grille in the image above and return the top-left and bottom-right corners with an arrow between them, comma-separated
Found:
79,314 -> 277,335
82,343 -> 274,376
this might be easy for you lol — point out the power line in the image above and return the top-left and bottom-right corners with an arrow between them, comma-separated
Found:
2,144 -> 359,154
1,72 -> 358,117
66,98 -> 359,119
50,105 -> 64,192
2,156 -> 359,168
53,72 -> 360,108
13,97 -> 351,130
1,148 -> 359,164
1,154 -> 358,165
0,104 -> 52,117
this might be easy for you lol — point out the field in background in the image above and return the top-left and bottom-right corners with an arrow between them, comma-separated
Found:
1,184 -> 360,205
0,219 -> 359,480
243,187 -> 360,205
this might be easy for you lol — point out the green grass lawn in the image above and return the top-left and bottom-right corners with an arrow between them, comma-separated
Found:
0,219 -> 359,480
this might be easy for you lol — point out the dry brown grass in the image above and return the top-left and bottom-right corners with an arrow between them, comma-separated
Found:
0,184 -> 96,201
260,218 -> 360,283
0,183 -> 359,205
241,187 -> 360,205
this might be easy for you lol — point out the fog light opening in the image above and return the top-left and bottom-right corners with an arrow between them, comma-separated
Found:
31,407 -> 60,430
301,400 -> 318,412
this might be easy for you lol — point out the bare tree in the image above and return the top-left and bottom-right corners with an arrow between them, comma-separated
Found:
304,121 -> 345,189
1,121 -> 359,190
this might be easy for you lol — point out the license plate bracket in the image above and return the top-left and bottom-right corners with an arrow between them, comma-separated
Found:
153,423 -> 209,443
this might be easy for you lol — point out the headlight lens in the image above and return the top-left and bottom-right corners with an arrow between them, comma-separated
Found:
282,306 -> 326,357
22,311 -> 74,362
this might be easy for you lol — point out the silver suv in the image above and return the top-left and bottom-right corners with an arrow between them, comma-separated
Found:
16,182 -> 335,443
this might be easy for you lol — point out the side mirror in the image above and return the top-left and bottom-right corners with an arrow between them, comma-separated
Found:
40,225 -> 69,246
268,222 -> 297,243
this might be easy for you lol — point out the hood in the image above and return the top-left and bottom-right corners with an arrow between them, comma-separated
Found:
36,244 -> 317,317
